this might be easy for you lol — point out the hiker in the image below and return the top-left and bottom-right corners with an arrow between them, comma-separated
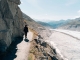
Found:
23,25 -> 28,39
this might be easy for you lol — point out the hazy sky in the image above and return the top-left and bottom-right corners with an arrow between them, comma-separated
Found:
19,0 -> 80,21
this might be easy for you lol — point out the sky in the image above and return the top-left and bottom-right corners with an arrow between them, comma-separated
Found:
19,0 -> 80,22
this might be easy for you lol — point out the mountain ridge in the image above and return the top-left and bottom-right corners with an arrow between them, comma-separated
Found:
58,18 -> 80,31
37,17 -> 80,31
37,20 -> 70,28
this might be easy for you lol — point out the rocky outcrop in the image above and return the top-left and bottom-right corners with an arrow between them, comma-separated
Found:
28,38 -> 64,60
0,0 -> 24,54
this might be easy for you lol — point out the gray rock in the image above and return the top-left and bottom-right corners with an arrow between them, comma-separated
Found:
8,0 -> 21,5
0,0 -> 23,54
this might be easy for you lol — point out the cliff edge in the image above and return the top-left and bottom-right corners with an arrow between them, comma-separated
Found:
0,0 -> 24,55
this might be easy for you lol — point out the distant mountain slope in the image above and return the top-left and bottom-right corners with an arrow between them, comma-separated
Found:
22,13 -> 51,39
37,20 -> 70,28
37,18 -> 80,31
47,20 -> 70,28
58,18 -> 80,31
22,13 -> 45,30
37,21 -> 53,28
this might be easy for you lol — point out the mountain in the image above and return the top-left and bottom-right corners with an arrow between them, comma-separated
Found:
0,0 -> 51,57
37,18 -> 80,31
0,0 -> 24,54
48,20 -> 70,28
37,21 -> 53,28
37,20 -> 70,28
0,0 -> 68,60
22,13 -> 51,39
58,18 -> 80,31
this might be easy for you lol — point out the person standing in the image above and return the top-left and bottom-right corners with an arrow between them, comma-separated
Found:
23,25 -> 28,39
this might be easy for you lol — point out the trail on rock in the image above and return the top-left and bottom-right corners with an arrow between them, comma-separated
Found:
1,31 -> 33,60
14,31 -> 33,60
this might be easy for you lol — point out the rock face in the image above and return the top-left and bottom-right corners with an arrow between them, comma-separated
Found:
28,38 -> 64,60
0,0 -> 24,54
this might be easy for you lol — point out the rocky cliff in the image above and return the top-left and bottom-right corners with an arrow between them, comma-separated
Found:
28,36 -> 64,60
0,0 -> 24,55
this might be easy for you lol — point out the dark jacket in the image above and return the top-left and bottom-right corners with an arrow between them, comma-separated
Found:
23,26 -> 28,33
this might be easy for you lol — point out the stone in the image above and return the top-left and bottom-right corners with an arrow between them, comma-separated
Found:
0,0 -> 23,54
8,0 -> 21,5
